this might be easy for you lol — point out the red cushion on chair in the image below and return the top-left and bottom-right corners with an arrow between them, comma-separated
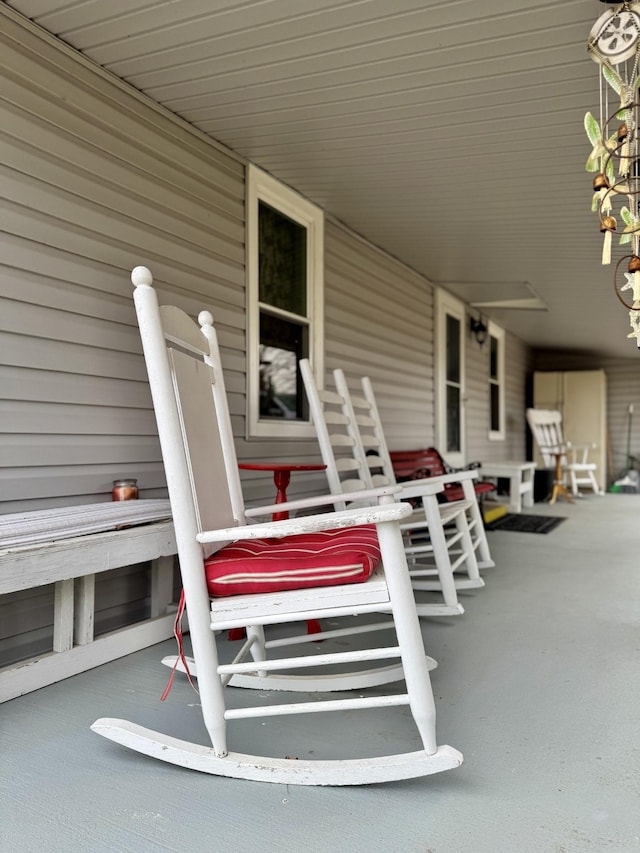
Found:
204,525 -> 381,596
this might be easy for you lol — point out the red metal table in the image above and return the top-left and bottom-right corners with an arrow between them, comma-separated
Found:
235,461 -> 327,637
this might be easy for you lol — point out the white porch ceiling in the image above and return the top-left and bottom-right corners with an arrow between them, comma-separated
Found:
5,0 -> 638,359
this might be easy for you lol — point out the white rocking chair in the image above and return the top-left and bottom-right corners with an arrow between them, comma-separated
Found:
300,361 -> 483,618
356,375 -> 493,571
526,408 -> 603,499
343,371 -> 492,580
91,266 -> 462,786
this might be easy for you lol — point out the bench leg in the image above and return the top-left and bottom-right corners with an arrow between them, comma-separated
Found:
53,579 -> 74,653
150,555 -> 175,618
508,473 -> 521,513
522,468 -> 534,510
74,575 -> 95,646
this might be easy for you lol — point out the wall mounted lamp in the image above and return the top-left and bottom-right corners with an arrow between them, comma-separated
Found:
469,316 -> 488,346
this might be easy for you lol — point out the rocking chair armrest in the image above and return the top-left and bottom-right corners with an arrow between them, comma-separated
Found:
244,485 -> 403,519
392,478 -> 450,500
197,501 -> 413,543
422,469 -> 479,485
395,470 -> 477,500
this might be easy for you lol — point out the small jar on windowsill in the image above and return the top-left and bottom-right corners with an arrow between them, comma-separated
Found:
112,479 -> 138,501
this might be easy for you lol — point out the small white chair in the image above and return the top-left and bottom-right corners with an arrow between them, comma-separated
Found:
300,361 -> 484,618
526,408 -> 603,499
91,266 -> 462,786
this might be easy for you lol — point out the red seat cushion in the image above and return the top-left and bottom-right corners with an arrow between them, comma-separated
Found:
204,525 -> 381,596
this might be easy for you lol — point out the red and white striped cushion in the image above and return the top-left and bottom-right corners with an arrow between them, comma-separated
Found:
204,525 -> 381,596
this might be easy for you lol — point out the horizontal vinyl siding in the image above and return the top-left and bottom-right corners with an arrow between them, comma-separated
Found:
0,15 -> 245,513
324,220 -> 435,453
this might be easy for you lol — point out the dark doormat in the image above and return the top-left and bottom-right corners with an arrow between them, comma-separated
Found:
486,513 -> 567,534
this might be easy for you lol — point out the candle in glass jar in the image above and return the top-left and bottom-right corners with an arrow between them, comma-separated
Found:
112,479 -> 138,501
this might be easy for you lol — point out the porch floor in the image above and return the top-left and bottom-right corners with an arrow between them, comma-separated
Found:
2,494 -> 639,852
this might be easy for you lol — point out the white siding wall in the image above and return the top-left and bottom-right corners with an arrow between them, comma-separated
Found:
324,221 -> 435,450
1,14 -> 246,514
1,14 -> 534,515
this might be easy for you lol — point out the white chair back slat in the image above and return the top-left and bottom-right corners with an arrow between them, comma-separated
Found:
318,388 -> 344,406
335,458 -> 362,473
324,411 -> 350,425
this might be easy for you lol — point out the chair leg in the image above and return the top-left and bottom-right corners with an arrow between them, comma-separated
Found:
411,495 -> 464,615
461,481 -> 494,568
569,469 -> 579,497
375,519 -> 438,754
453,512 -> 482,582
589,471 -> 603,494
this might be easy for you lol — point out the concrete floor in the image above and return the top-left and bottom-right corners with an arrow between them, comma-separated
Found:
2,494 -> 640,853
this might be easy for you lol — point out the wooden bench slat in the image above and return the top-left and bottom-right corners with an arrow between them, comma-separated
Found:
0,499 -> 172,548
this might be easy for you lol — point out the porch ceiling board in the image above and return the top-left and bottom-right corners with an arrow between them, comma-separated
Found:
4,0 -> 633,356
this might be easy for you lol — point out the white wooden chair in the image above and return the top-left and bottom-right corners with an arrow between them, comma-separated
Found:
91,267 -> 462,786
300,361 -> 483,618
352,375 -> 495,568
356,375 -> 494,571
526,408 -> 603,498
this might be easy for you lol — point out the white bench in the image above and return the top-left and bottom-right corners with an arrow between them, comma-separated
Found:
480,462 -> 537,514
0,500 -> 176,703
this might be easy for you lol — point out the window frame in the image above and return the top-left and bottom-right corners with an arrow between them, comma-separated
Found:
488,321 -> 505,441
435,289 -> 466,467
246,164 -> 324,439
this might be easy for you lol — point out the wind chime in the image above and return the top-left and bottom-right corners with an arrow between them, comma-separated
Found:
586,1 -> 640,346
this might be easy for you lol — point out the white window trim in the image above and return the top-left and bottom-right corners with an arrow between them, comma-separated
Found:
435,289 -> 466,468
246,164 -> 324,439
488,321 -> 505,441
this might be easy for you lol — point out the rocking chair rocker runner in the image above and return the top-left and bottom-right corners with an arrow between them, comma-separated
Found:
91,267 -> 462,785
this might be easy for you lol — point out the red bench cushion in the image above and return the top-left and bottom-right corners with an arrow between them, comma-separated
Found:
205,525 -> 381,596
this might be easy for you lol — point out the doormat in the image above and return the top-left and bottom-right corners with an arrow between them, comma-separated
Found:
486,513 -> 566,534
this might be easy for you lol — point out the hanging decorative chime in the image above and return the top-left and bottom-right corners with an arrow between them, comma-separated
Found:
586,1 -> 640,345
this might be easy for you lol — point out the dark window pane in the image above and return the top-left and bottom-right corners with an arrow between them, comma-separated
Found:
258,202 -> 307,315
490,335 -> 498,379
446,314 -> 460,383
490,383 -> 500,432
446,384 -> 461,452
259,312 -> 308,420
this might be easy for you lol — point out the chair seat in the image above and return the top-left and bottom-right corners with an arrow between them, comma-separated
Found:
205,525 -> 380,595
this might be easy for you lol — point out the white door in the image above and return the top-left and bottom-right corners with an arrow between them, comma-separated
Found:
435,290 -> 466,467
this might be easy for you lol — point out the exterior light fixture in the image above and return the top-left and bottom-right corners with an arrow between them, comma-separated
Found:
469,316 -> 488,346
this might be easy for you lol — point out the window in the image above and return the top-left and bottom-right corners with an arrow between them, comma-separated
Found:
488,322 -> 505,441
435,290 -> 466,467
246,165 -> 324,438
